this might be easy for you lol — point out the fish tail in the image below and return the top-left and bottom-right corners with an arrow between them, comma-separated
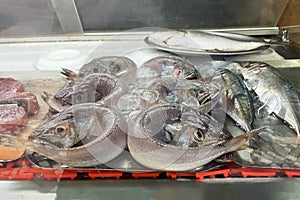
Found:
60,68 -> 77,81
0,134 -> 27,150
246,126 -> 271,137
231,126 -> 271,147
264,39 -> 289,47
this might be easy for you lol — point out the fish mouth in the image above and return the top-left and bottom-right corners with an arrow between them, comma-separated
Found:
29,136 -> 63,149
183,74 -> 194,79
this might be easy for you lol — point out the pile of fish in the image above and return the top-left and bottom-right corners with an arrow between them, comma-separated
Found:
0,31 -> 299,171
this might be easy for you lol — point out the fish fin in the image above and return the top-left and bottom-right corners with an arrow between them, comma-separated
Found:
243,126 -> 271,139
41,91 -> 65,113
162,35 -> 174,46
257,100 -> 268,116
41,91 -> 53,102
263,39 -> 289,47
235,143 -> 249,151
61,68 -> 78,81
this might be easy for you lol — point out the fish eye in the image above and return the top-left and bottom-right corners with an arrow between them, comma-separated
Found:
110,64 -> 120,73
193,129 -> 205,143
75,92 -> 83,102
173,68 -> 183,78
93,68 -> 99,73
55,126 -> 66,136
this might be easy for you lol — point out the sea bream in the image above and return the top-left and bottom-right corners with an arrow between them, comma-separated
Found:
146,30 -> 269,53
240,62 -> 300,139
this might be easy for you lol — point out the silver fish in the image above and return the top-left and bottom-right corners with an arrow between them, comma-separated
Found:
0,103 -> 127,167
141,56 -> 200,79
216,68 -> 255,131
241,62 -> 300,138
146,30 -> 268,53
43,73 -> 127,112
79,56 -> 137,78
235,127 -> 300,168
128,104 -> 250,171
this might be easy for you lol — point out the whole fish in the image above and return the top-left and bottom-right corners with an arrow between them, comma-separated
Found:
43,72 -> 127,112
141,56 -> 200,79
241,62 -> 300,138
0,103 -> 127,167
128,104 -> 250,171
146,30 -> 269,53
78,56 -> 137,84
216,68 -> 255,131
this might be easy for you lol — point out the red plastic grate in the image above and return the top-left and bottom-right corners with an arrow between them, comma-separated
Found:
2,158 -> 300,180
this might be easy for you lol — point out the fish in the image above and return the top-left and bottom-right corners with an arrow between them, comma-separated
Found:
216,68 -> 255,131
78,56 -> 137,84
0,103 -> 127,167
146,30 -> 269,53
141,56 -> 200,79
235,127 -> 300,168
128,104 -> 250,171
175,80 -> 223,113
43,72 -> 127,112
240,62 -> 300,139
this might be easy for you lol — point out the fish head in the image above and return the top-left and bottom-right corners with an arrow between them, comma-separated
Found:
161,106 -> 231,148
163,116 -> 231,148
240,62 -> 268,88
80,56 -> 135,77
54,74 -> 112,105
241,62 -> 268,78
185,113 -> 232,147
29,111 -> 77,148
54,81 -> 75,105
172,62 -> 199,80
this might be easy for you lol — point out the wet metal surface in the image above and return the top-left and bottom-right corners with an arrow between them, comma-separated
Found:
1,179 -> 300,200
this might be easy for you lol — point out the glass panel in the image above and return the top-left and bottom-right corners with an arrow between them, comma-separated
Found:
75,0 -> 288,32
0,0 -> 63,37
